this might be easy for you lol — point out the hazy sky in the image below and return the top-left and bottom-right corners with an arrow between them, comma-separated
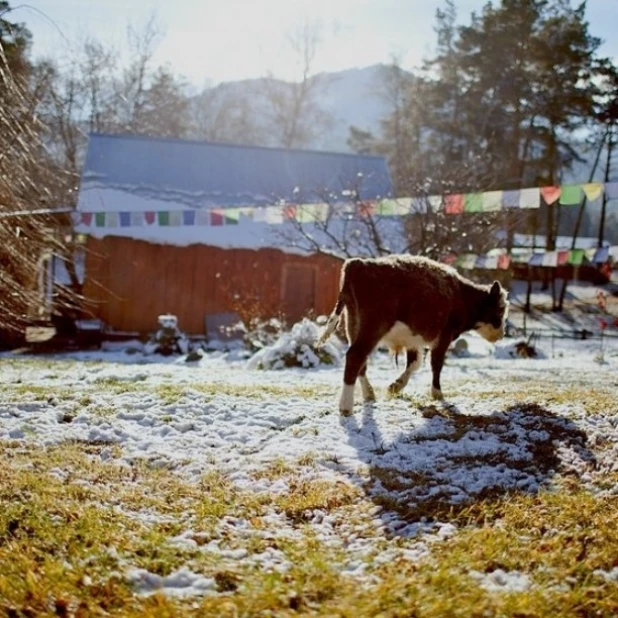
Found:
11,0 -> 618,86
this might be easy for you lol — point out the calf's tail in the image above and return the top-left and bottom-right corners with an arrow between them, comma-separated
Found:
317,295 -> 345,347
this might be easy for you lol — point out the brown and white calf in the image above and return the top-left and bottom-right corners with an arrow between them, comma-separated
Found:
317,254 -> 509,415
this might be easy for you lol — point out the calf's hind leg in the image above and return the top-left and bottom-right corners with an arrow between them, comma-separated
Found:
387,348 -> 422,397
339,336 -> 380,415
358,361 -> 375,403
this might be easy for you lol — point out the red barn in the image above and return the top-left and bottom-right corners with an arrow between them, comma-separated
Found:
74,134 -> 393,335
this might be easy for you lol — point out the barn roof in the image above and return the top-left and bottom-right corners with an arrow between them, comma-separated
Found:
75,133 -> 396,252
79,133 -> 393,207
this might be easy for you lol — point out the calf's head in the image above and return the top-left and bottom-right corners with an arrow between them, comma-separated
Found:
475,281 -> 509,343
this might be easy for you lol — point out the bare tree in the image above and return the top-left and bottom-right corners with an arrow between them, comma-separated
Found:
0,41 -> 78,343
263,18 -> 333,149
113,16 -> 163,133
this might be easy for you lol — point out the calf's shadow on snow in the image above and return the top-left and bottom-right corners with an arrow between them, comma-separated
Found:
338,400 -> 596,530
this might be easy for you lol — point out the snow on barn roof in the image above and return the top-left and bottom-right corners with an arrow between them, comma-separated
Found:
75,133 -> 394,251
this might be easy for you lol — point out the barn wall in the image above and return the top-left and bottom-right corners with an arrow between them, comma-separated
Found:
83,236 -> 342,334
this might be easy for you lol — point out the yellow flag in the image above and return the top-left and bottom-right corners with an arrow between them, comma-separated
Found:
582,183 -> 603,201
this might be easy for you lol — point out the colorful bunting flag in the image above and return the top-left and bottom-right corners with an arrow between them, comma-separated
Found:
411,197 -> 428,214
378,199 -> 396,216
519,188 -> 540,209
540,186 -> 561,205
502,190 -> 520,209
183,210 -> 196,226
475,255 -> 488,268
605,182 -> 618,200
358,201 -> 377,217
120,212 -> 131,227
542,251 -> 558,267
95,212 -> 105,227
169,211 -> 182,226
145,212 -> 156,225
529,253 -> 544,267
457,254 -> 477,269
445,194 -> 464,214
482,190 -> 503,212
568,249 -> 585,266
592,247 -> 609,264
81,212 -> 93,226
253,207 -> 267,223
265,206 -> 283,224
484,255 -> 499,269
464,193 -> 483,213
498,254 -> 511,270
195,209 -> 210,226
559,184 -> 582,205
210,209 -> 224,226
427,195 -> 443,212
283,205 -> 297,220
157,211 -> 169,226
557,250 -> 570,266
224,208 -> 240,225
582,183 -> 603,201
131,212 -> 144,227
106,212 -> 118,228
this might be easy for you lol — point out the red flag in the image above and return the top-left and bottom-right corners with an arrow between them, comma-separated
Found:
444,194 -> 464,214
498,254 -> 511,270
540,186 -> 561,205
358,201 -> 376,217
81,212 -> 93,226
557,250 -> 569,265
283,205 -> 297,220
145,211 -> 156,225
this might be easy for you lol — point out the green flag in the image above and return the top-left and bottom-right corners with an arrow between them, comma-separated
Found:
568,249 -> 585,265
157,211 -> 169,226
559,185 -> 582,205
225,208 -> 240,224
95,212 -> 106,227
464,193 -> 483,213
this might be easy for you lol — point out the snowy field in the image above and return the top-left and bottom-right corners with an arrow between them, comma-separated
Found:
1,331 -> 618,613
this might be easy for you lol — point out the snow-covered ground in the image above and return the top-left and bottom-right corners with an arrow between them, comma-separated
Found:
1,332 -> 618,595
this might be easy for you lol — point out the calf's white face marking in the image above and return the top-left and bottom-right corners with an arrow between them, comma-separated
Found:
475,322 -> 504,343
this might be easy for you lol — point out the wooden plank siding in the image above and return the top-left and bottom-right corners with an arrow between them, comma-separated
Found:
83,237 -> 343,335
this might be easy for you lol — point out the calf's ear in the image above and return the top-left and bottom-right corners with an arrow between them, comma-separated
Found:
490,281 -> 501,297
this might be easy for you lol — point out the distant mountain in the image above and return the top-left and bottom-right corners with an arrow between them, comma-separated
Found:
191,65 -> 392,153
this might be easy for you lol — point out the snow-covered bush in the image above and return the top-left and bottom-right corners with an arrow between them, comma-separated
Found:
246,318 -> 342,370
144,314 -> 190,356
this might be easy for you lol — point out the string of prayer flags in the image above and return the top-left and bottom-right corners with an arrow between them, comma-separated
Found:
74,179 -> 618,231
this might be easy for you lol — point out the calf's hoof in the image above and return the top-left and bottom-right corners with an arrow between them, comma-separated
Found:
362,388 -> 376,403
387,381 -> 403,398
431,387 -> 444,401
339,384 -> 355,417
